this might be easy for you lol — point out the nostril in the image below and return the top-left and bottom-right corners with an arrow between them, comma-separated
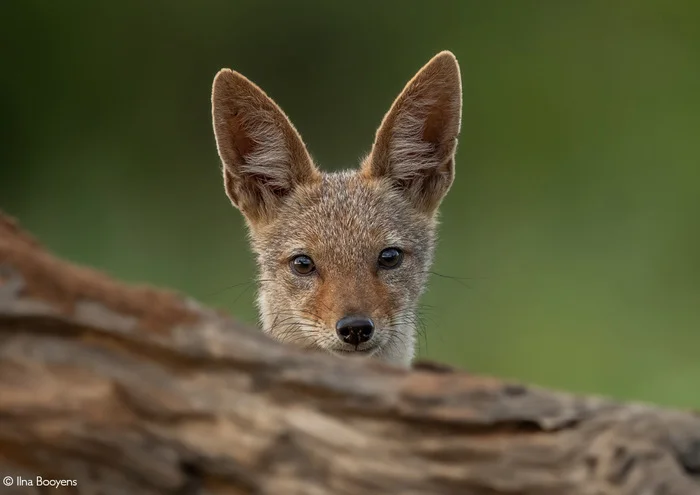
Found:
359,325 -> 373,341
335,315 -> 375,346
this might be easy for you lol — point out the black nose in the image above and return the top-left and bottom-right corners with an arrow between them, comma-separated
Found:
335,315 -> 374,346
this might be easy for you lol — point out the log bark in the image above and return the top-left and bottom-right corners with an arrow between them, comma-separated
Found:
0,211 -> 699,495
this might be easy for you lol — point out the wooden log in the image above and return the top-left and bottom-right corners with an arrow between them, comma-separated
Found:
0,211 -> 699,494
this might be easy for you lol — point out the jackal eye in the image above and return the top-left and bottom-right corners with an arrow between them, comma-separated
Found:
378,248 -> 403,269
290,254 -> 316,276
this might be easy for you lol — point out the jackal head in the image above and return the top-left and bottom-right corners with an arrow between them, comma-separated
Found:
211,51 -> 462,367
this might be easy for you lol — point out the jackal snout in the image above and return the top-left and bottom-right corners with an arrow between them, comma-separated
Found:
211,51 -> 462,367
335,315 -> 375,347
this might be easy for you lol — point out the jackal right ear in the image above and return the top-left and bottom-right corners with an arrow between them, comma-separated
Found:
362,51 -> 462,215
212,69 -> 320,225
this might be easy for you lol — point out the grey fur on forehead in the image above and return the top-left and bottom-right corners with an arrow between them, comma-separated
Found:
253,170 -> 438,264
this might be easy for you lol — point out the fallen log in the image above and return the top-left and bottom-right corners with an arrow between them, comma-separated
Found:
0,211 -> 698,495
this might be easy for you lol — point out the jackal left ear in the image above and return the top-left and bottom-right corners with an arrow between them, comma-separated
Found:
362,51 -> 462,214
212,69 -> 321,225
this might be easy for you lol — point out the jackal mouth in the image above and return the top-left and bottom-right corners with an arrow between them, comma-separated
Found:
330,346 -> 379,357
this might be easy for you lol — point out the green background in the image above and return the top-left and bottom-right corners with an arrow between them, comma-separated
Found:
2,2 -> 698,407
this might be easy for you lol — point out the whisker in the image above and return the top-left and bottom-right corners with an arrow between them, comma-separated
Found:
204,280 -> 254,298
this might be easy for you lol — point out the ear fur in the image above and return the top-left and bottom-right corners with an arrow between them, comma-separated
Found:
211,69 -> 320,225
362,51 -> 462,214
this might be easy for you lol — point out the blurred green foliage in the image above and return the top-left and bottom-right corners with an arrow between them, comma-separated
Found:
2,1 -> 699,407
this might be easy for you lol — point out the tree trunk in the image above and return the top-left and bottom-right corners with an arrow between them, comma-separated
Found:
0,211 -> 698,495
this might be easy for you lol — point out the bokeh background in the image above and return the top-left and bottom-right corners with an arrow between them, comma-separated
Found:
2,2 -> 699,407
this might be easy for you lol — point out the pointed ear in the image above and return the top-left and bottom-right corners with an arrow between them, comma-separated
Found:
212,69 -> 321,225
361,51 -> 462,214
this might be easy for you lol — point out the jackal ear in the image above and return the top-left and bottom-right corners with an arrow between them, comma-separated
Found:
212,69 -> 320,224
362,51 -> 462,214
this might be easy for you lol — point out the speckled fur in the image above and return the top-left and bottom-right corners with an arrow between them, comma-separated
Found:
212,51 -> 462,367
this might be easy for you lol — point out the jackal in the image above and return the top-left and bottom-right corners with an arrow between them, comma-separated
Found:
211,51 -> 462,367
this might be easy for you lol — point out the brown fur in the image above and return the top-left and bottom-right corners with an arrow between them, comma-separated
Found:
211,51 -> 462,367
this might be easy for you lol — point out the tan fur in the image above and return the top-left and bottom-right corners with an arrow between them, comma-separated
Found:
211,51 -> 462,367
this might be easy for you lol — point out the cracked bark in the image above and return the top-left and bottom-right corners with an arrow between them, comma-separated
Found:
0,211 -> 699,495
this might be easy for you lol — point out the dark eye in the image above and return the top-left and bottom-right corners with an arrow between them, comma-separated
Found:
378,248 -> 403,269
290,254 -> 316,276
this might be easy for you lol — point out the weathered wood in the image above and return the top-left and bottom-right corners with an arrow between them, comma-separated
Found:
0,211 -> 699,495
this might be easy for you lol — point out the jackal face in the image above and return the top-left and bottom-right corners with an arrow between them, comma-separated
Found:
212,51 -> 462,367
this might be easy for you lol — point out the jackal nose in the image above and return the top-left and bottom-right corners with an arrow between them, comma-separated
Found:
335,315 -> 374,346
